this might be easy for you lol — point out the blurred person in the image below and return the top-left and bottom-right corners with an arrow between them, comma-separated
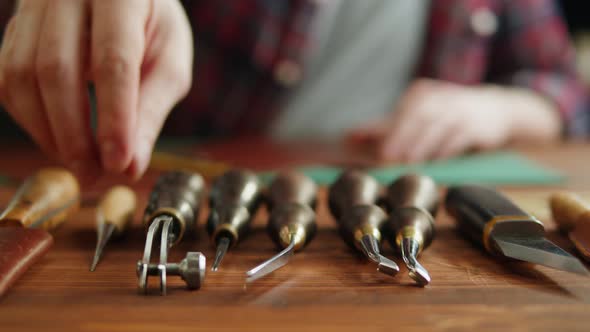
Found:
0,0 -> 586,182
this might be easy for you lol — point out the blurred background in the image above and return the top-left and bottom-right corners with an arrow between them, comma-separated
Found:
0,1 -> 590,143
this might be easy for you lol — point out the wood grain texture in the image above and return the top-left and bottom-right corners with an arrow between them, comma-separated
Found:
0,140 -> 590,332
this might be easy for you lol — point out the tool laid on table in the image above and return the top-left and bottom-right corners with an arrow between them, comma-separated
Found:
446,185 -> 589,275
384,174 -> 438,286
207,169 -> 262,271
137,171 -> 206,295
0,168 -> 79,297
246,171 -> 317,283
550,192 -> 590,262
90,186 -> 137,271
328,170 -> 399,277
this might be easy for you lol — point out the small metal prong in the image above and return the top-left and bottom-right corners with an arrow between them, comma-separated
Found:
401,237 -> 431,286
360,234 -> 399,277
90,222 -> 116,272
212,237 -> 231,271
158,217 -> 174,296
245,239 -> 295,283
137,219 -> 162,294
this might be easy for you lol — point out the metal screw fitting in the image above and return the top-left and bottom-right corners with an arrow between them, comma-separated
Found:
136,252 -> 206,295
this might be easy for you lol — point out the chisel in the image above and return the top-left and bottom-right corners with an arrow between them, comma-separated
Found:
384,174 -> 438,286
0,168 -> 80,297
328,170 -> 399,277
446,185 -> 589,275
90,186 -> 137,271
245,171 -> 317,282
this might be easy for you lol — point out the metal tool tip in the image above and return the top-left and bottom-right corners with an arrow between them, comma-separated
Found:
377,257 -> 400,277
89,257 -> 99,272
212,237 -> 231,272
408,262 -> 431,286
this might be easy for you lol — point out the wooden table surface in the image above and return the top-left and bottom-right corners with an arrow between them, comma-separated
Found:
1,140 -> 590,332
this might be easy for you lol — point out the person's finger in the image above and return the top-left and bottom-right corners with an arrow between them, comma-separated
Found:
91,0 -> 149,173
2,0 -> 57,155
125,1 -> 193,180
0,17 -> 16,105
433,130 -> 472,160
37,0 -> 100,180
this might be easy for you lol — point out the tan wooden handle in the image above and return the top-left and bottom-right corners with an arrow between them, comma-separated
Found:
97,185 -> 137,234
0,168 -> 80,230
550,192 -> 590,232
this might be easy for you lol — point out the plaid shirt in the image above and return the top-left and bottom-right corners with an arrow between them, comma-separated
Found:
1,0 -> 587,137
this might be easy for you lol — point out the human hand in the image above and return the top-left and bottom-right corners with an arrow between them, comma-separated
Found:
348,79 -> 561,163
0,0 -> 193,181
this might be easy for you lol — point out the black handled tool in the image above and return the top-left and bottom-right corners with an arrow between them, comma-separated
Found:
328,170 -> 399,277
245,171 -> 317,282
446,185 -> 588,275
137,171 -> 206,295
207,169 -> 262,271
385,174 -> 438,286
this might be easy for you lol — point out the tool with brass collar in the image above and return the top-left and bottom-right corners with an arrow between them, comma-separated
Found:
550,192 -> 590,262
246,171 -> 317,283
0,168 -> 80,297
446,185 -> 588,275
384,174 -> 438,286
90,186 -> 137,271
207,169 -> 262,271
328,170 -> 399,277
137,171 -> 206,295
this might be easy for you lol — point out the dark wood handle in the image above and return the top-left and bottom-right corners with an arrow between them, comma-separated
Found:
0,168 -> 79,230
267,171 -> 317,209
385,173 -> 439,216
98,186 -> 137,235
328,170 -> 380,221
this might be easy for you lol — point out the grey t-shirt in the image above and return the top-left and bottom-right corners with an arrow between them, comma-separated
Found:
270,0 -> 428,140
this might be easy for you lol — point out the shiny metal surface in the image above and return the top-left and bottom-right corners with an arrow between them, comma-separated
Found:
359,235 -> 399,277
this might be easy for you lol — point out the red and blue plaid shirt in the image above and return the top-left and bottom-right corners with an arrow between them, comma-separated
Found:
1,0 -> 587,137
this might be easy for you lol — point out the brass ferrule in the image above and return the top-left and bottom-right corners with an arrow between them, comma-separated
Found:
211,223 -> 240,247
279,223 -> 306,251
395,226 -> 424,254
144,207 -> 186,246
353,223 -> 381,248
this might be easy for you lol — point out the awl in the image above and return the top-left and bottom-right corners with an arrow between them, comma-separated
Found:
90,186 -> 137,271
0,168 -> 79,297
550,192 -> 590,262
446,185 -> 589,275
207,169 -> 262,271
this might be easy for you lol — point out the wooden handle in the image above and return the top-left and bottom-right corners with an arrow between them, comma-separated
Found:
550,192 -> 590,232
0,168 -> 80,230
97,186 -> 137,235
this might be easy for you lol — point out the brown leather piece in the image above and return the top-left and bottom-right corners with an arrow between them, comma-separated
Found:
0,228 -> 53,297
569,219 -> 590,262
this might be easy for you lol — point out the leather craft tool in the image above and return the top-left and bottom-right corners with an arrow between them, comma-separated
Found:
90,186 -> 137,271
207,169 -> 262,271
246,171 -> 317,283
385,174 -> 438,286
446,185 -> 588,275
137,171 -> 206,295
0,168 -> 79,297
550,192 -> 590,262
328,170 -> 399,277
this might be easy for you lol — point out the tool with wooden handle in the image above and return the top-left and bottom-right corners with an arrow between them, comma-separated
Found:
328,170 -> 399,277
245,171 -> 317,283
0,168 -> 80,297
384,174 -> 438,286
90,186 -> 137,271
550,192 -> 590,262
446,185 -> 588,275
207,169 -> 262,271
137,171 -> 206,295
